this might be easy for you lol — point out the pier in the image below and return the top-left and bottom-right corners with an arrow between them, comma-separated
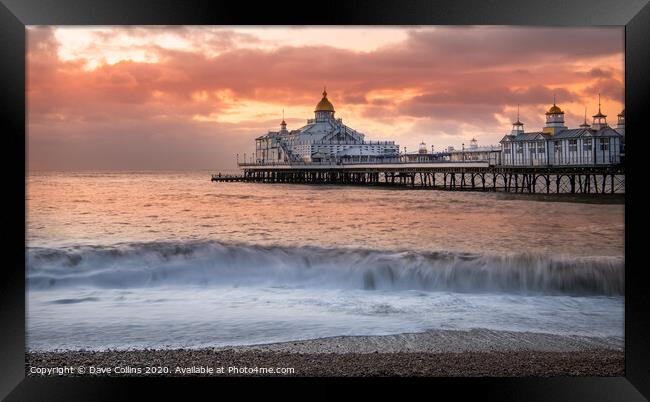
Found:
212,162 -> 625,194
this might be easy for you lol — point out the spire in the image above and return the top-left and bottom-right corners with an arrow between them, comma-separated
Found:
280,108 -> 287,132
517,104 -> 520,121
512,104 -> 524,131
553,94 -> 556,106
580,106 -> 590,128
323,86 -> 327,97
513,104 -> 523,125
592,93 -> 607,118
511,104 -> 524,135
591,93 -> 608,129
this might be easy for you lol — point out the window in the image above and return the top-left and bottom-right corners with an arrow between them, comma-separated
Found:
554,141 -> 561,152
569,140 -> 577,152
538,142 -> 545,153
583,138 -> 592,151
530,146 -> 536,154
600,138 -> 609,151
516,143 -> 523,153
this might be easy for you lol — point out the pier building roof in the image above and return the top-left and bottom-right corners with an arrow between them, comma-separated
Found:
500,132 -> 549,142
258,90 -> 371,144
501,127 -> 622,143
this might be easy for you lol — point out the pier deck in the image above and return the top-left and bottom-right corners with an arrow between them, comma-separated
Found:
212,162 -> 625,194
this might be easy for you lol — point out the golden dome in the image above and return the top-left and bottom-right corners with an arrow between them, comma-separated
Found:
546,104 -> 563,114
315,89 -> 335,112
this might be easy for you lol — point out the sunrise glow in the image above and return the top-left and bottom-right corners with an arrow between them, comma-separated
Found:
27,26 -> 624,170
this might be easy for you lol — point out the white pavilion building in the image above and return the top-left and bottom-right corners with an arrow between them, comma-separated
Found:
500,96 -> 624,166
255,89 -> 399,164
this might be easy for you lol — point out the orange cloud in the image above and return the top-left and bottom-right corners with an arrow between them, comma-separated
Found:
27,26 -> 624,170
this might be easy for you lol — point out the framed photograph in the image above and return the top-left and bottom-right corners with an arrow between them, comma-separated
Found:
2,0 -> 649,400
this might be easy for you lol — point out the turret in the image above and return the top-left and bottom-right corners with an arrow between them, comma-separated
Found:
543,96 -> 567,135
616,109 -> 625,135
279,109 -> 288,134
591,94 -> 608,130
511,104 -> 524,135
314,88 -> 335,122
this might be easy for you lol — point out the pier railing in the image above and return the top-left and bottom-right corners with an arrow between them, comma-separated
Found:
274,140 -> 396,146
237,159 -> 484,167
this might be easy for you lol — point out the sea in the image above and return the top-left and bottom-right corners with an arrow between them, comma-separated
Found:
26,171 -> 625,351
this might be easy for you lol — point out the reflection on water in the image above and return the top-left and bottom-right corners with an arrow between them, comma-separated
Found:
25,171 -> 625,350
27,171 -> 624,257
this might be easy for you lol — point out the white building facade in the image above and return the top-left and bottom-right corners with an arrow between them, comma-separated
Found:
402,141 -> 449,162
449,138 -> 502,165
500,99 -> 624,166
255,90 -> 399,164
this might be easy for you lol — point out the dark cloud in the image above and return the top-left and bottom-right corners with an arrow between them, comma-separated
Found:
589,67 -> 613,78
403,85 -> 578,108
404,27 -> 623,65
582,78 -> 625,102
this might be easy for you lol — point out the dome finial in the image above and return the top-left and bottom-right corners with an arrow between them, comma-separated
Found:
546,98 -> 563,115
315,87 -> 335,113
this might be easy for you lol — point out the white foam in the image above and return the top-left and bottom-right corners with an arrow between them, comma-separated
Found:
27,241 -> 624,296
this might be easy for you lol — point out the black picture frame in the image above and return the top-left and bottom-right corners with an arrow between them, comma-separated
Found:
2,0 -> 649,400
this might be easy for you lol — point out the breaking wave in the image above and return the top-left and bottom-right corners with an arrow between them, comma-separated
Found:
26,241 -> 624,296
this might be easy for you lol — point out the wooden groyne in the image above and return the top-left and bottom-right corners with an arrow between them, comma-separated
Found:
212,163 -> 625,194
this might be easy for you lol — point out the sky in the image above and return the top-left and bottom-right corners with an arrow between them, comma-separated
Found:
27,26 -> 624,171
